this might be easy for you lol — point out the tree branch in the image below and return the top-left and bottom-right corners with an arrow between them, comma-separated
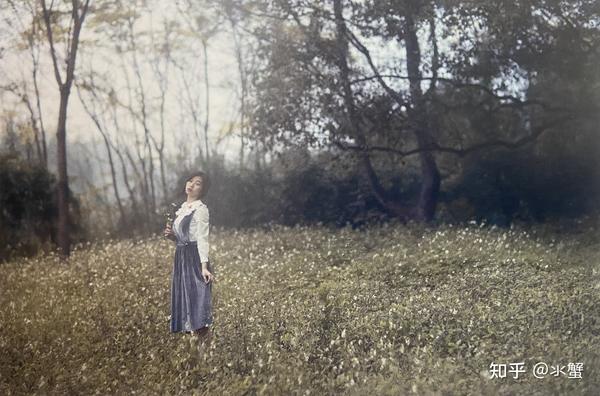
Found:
333,113 -> 575,158
40,0 -> 63,86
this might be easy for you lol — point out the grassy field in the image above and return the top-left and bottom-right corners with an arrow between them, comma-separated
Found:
1,218 -> 599,395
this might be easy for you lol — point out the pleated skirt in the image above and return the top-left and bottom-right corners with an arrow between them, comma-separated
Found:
170,241 -> 213,333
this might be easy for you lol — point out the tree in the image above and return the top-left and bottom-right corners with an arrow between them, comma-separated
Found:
239,0 -> 588,222
40,0 -> 92,258
5,0 -> 49,168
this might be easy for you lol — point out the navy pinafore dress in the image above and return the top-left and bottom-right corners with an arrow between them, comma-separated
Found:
170,207 -> 214,333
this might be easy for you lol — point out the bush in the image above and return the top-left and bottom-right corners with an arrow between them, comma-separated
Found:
0,154 -> 83,262
442,143 -> 600,226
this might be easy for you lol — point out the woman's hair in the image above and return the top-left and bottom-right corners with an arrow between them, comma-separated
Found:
183,171 -> 211,198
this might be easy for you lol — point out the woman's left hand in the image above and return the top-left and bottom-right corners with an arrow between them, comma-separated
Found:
201,267 -> 214,283
163,223 -> 176,241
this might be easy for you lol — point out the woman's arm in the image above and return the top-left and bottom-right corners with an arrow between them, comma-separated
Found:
164,223 -> 177,242
194,205 -> 210,268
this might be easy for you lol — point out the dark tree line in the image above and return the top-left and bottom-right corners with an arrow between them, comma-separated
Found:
1,0 -> 598,260
237,0 -> 599,222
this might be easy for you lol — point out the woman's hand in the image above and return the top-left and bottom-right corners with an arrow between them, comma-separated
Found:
163,223 -> 176,241
201,266 -> 215,283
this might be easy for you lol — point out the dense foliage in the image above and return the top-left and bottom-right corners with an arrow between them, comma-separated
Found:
0,154 -> 85,262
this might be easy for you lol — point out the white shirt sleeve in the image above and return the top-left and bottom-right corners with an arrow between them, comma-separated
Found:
193,205 -> 210,264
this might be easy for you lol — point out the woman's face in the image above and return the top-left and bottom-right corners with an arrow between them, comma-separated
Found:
185,176 -> 203,199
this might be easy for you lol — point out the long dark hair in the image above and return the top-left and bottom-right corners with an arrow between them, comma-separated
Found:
182,171 -> 211,199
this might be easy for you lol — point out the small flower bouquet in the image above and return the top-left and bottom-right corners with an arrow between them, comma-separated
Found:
163,202 -> 179,227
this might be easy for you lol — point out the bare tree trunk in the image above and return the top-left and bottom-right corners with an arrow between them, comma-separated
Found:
339,2 -> 441,222
202,38 -> 211,168
404,12 -> 441,222
107,99 -> 138,223
7,0 -> 48,167
56,88 -> 70,257
100,129 -> 126,225
32,60 -> 48,168
120,54 -> 151,222
29,16 -> 48,168
173,59 -> 205,164
21,91 -> 44,165
127,17 -> 156,216
76,84 -> 126,224
177,0 -> 220,169
148,18 -> 172,204
40,0 -> 91,259
333,0 -> 413,221
230,17 -> 247,171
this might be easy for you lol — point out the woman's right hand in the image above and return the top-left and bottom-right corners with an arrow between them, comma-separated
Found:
163,223 -> 176,241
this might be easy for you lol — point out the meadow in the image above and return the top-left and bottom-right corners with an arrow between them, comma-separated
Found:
1,218 -> 599,395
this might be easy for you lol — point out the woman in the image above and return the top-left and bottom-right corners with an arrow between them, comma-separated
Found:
163,171 -> 215,344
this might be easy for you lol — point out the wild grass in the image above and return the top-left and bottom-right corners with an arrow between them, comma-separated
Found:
1,218 -> 599,395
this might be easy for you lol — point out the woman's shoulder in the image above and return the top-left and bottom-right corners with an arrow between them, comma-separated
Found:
193,199 -> 208,210
192,201 -> 209,216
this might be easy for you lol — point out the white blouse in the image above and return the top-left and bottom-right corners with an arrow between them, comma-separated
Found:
173,199 -> 210,264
